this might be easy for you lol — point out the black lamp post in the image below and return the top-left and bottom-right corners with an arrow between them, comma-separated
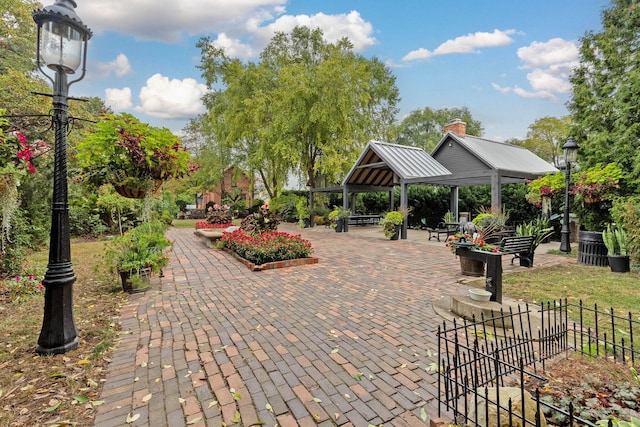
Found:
33,0 -> 92,354
559,137 -> 579,254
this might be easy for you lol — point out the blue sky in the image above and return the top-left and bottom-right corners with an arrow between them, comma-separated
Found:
70,0 -> 609,142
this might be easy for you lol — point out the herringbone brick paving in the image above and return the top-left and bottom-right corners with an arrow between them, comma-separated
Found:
94,223 -> 571,427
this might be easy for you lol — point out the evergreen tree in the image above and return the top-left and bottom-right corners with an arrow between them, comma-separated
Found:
568,0 -> 640,193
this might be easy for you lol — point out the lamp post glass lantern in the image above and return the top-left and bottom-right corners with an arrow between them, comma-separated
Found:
33,0 -> 92,355
559,137 -> 579,254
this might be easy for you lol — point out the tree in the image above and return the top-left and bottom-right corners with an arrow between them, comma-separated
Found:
195,26 -> 400,194
0,0 -> 53,133
568,0 -> 640,193
520,116 -> 571,167
1,0 -> 39,74
394,106 -> 484,152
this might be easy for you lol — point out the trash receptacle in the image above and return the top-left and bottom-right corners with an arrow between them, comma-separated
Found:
577,230 -> 609,266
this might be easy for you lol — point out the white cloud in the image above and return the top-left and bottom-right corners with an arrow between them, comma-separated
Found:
135,74 -> 208,119
512,86 -> 555,100
92,54 -> 132,79
402,48 -> 432,62
210,33 -> 258,60
491,83 -> 511,94
526,68 -> 572,93
77,0 -> 288,43
209,10 -> 376,59
492,38 -> 578,99
517,38 -> 579,69
77,1 -> 375,58
403,29 -> 516,62
105,87 -> 133,110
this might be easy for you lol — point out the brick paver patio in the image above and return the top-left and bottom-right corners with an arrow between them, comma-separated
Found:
94,223 -> 571,427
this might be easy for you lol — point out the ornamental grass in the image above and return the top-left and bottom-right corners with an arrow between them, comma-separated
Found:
220,229 -> 313,265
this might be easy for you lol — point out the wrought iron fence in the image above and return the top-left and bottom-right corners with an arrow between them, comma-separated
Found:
437,299 -> 639,426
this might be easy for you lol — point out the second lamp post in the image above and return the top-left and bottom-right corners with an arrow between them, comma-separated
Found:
559,137 -> 579,254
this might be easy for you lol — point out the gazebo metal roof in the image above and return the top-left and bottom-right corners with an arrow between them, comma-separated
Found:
343,140 -> 451,188
409,133 -> 559,187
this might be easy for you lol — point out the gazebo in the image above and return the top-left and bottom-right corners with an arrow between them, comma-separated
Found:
311,119 -> 558,239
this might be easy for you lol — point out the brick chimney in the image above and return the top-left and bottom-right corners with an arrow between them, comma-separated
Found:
444,118 -> 466,137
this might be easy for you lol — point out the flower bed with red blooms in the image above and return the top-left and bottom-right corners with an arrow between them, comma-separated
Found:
195,222 -> 233,229
220,229 -> 314,266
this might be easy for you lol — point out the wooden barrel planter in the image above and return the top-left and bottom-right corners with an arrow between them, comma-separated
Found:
459,256 -> 485,277
577,230 -> 609,267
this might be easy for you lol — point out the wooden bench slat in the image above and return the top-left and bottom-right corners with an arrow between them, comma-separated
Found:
497,235 -> 534,265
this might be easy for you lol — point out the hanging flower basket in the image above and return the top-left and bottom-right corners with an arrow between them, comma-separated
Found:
113,179 -> 162,199
582,195 -> 601,204
76,113 -> 198,197
114,184 -> 147,199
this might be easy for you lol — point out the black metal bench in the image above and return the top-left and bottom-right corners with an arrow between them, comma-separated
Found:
426,222 -> 459,241
497,235 -> 535,265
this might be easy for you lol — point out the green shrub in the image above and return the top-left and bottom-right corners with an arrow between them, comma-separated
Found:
611,196 -> 640,267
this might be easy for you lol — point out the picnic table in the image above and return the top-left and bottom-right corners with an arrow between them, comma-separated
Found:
348,215 -> 381,227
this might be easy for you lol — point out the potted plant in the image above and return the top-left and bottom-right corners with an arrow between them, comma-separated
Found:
328,206 -> 351,232
602,223 -> 630,273
296,198 -> 311,228
570,163 -> 625,267
471,207 -> 509,243
381,207 -> 411,240
77,113 -> 197,198
443,210 -> 456,224
103,220 -> 172,292
515,217 -> 554,267
446,226 -> 499,276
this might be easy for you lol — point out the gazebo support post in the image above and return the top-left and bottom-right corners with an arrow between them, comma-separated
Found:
450,187 -> 459,221
400,181 -> 408,239
491,173 -> 502,210
343,186 -> 349,232
308,190 -> 315,228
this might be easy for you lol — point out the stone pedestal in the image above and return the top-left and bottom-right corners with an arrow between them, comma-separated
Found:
450,295 -> 513,328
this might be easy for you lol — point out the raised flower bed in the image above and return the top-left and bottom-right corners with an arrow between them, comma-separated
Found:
219,229 -> 317,271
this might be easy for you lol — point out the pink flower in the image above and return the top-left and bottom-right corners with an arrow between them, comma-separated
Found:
16,132 -> 27,144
